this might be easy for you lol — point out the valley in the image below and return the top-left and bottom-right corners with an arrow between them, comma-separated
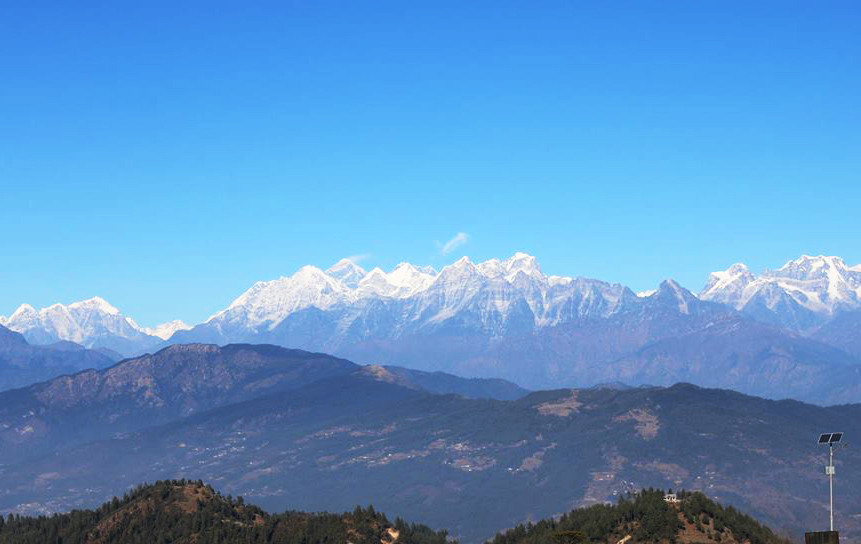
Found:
0,344 -> 856,542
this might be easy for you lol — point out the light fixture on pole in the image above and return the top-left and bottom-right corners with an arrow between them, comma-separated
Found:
818,432 -> 843,532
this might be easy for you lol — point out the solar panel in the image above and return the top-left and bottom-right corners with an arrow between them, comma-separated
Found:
819,433 -> 832,444
829,432 -> 843,444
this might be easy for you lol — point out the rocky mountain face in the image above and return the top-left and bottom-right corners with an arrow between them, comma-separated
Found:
0,343 -> 528,464
700,255 -> 861,332
812,309 -> 861,359
0,344 -> 358,462
1,352 -> 857,543
0,324 -> 116,392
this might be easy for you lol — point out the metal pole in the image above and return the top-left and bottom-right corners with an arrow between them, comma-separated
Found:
829,443 -> 834,532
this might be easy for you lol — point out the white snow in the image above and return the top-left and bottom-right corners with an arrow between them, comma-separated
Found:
201,253 -> 649,338
143,320 -> 192,340
700,255 -> 861,318
0,297 -> 160,347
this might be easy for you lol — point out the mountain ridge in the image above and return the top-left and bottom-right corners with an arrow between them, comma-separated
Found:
2,359 -> 857,543
4,253 -> 861,403
0,324 -> 117,393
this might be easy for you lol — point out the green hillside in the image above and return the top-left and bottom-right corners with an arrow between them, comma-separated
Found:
489,489 -> 791,544
0,480 -> 450,544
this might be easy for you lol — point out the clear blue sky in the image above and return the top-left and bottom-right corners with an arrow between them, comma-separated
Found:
2,1 -> 859,327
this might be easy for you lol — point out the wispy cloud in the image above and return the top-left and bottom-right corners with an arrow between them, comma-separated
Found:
439,232 -> 470,255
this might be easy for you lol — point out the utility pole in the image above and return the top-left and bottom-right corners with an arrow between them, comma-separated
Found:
828,442 -> 835,531
806,432 -> 843,544
818,433 -> 842,532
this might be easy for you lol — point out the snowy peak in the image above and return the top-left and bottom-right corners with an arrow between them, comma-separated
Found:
143,320 -> 192,340
221,266 -> 352,329
68,296 -> 121,316
700,255 -> 861,328
0,297 -> 159,352
357,267 -> 396,297
700,263 -> 755,305
475,252 -> 543,283
8,303 -> 38,322
325,258 -> 367,288
654,279 -> 697,314
376,263 -> 436,297
769,255 -> 849,281
505,252 -> 541,275
204,253 -> 649,339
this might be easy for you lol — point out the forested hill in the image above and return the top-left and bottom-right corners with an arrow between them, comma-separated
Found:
0,480 -> 451,544
489,489 -> 791,544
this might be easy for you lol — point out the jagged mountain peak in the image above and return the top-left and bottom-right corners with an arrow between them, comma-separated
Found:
293,265 -> 336,283
326,258 -> 367,287
474,253 -> 541,281
143,320 -> 192,340
450,255 -> 475,267
180,253 -> 720,350
700,254 -> 861,330
768,254 -> 851,280
0,297 -> 161,356
68,296 -> 121,316
502,252 -> 542,280
653,279 -> 698,314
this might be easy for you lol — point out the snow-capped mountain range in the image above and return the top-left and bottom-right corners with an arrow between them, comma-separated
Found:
700,255 -> 861,331
186,252 -> 640,348
0,297 -> 187,356
2,253 -> 860,385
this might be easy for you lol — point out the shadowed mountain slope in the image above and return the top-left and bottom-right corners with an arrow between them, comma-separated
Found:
0,324 -> 116,392
0,343 -> 358,462
2,362 -> 858,543
813,309 -> 861,359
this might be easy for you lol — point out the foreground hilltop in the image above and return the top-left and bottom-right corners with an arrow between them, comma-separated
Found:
0,480 -> 450,544
0,483 -> 789,544
491,489 -> 790,544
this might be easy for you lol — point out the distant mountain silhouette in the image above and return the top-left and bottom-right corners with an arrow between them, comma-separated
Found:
0,324 -> 116,392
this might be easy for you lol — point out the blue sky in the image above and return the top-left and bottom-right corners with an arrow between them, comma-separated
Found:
1,1 -> 859,326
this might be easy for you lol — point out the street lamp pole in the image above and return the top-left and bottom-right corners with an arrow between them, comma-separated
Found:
829,443 -> 834,531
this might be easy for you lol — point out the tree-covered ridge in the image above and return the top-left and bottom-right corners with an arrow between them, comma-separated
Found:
0,480 -> 451,544
488,489 -> 791,544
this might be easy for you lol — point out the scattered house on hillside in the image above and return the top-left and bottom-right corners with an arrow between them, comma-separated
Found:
664,493 -> 679,504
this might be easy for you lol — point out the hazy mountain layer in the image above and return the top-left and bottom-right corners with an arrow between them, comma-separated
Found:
1,346 -> 857,542
0,324 -> 116,392
4,253 -> 861,402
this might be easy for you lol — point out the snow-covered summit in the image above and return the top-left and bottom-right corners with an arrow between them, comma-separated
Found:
0,297 -> 161,353
143,320 -> 192,340
700,255 -> 861,329
198,253 -> 654,339
325,259 -> 367,288
68,296 -> 121,316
